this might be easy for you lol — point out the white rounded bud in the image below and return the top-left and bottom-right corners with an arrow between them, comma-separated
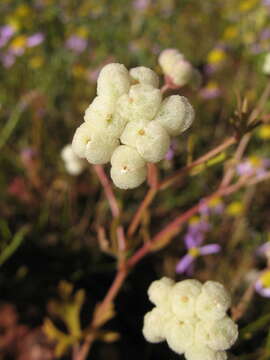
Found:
110,145 -> 147,189
185,344 -> 220,360
84,96 -> 127,138
170,279 -> 202,320
154,95 -> 195,136
117,84 -> 162,122
121,120 -> 170,163
148,277 -> 175,307
159,49 -> 185,73
130,66 -> 159,88
195,316 -> 238,351
165,317 -> 195,355
143,307 -> 168,343
159,49 -> 194,87
97,63 -> 130,99
195,281 -> 231,321
61,144 -> 85,175
72,122 -> 119,164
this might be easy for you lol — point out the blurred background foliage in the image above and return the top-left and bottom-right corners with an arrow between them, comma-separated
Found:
0,0 -> 270,359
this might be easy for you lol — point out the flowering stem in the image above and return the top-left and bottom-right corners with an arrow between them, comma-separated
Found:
127,136 -> 236,237
93,165 -> 120,218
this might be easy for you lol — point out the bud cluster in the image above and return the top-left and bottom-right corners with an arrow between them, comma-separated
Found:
143,278 -> 238,360
71,63 -> 195,189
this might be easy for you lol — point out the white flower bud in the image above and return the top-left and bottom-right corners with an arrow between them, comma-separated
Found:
154,95 -> 195,136
117,84 -> 162,122
263,53 -> 270,75
61,144 -> 85,175
148,277 -> 175,307
170,279 -> 202,320
120,120 -> 170,163
165,317 -> 196,355
84,96 -> 127,138
159,49 -> 193,86
130,66 -> 159,88
195,316 -> 238,351
72,122 -> 119,164
185,344 -> 224,360
143,307 -> 169,343
97,63 -> 131,99
195,281 -> 231,321
110,145 -> 147,189
159,49 -> 185,74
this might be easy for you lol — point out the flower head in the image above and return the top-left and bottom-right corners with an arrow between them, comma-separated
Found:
71,62 -> 195,189
143,278 -> 238,360
61,144 -> 86,176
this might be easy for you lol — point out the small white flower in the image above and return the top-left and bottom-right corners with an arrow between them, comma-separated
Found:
129,66 -> 159,88
195,281 -> 231,321
170,279 -> 202,320
117,84 -> 162,122
120,120 -> 170,163
165,317 -> 196,355
84,96 -> 127,138
110,145 -> 147,189
185,344 -> 226,360
195,316 -> 238,351
154,95 -> 195,136
97,63 -> 131,99
263,53 -> 270,75
72,122 -> 119,164
148,277 -> 175,307
61,144 -> 85,175
158,48 -> 194,87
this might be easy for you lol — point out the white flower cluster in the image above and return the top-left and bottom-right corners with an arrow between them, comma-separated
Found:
61,144 -> 85,175
158,49 -> 201,88
143,278 -> 238,360
71,63 -> 195,189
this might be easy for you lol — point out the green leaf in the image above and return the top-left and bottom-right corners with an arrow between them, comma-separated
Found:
240,313 -> 270,340
0,226 -> 30,266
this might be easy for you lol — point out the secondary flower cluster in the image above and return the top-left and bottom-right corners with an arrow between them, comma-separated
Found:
61,144 -> 85,175
72,63 -> 195,189
143,278 -> 238,360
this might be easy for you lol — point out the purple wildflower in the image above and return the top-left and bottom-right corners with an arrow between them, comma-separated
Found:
132,0 -> 150,10
255,270 -> 270,297
1,53 -> 15,68
199,83 -> 221,100
0,25 -> 15,48
27,33 -> 44,47
66,35 -> 87,53
176,233 -> 221,274
236,157 -> 270,179
256,241 -> 270,258
263,0 -> 270,6
165,140 -> 177,161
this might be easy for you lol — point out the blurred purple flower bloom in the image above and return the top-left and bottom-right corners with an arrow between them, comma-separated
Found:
263,0 -> 270,6
165,140 -> 177,161
1,53 -> 15,68
0,25 -> 15,48
133,0 -> 150,10
27,33 -> 44,47
236,157 -> 270,178
66,35 -> 87,53
199,84 -> 221,100
176,235 -> 221,274
255,270 -> 270,297
256,242 -> 270,257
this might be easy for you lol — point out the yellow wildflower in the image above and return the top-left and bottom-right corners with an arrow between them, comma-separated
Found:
72,65 -> 86,78
207,48 -> 226,65
76,27 -> 89,39
258,125 -> 270,140
223,26 -> 238,41
226,201 -> 243,216
239,0 -> 259,12
10,35 -> 27,50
